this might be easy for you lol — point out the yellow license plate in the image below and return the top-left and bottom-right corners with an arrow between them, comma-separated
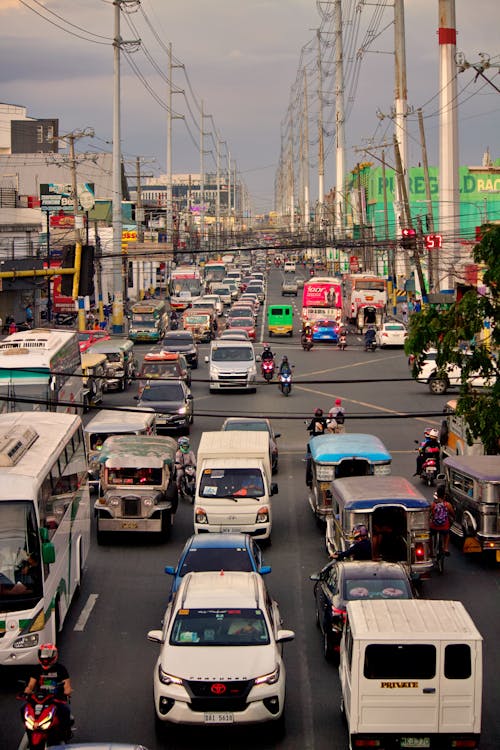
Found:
121,520 -> 138,529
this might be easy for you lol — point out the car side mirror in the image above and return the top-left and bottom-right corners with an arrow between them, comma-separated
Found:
134,395 -> 139,400
309,572 -> 320,581
260,565 -> 272,575
204,356 -> 209,363
187,394 -> 193,400
274,433 -> 281,439
270,482 -> 278,496
256,355 -> 261,362
164,565 -> 176,575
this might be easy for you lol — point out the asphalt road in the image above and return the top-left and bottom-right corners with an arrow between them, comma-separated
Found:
1,267 -> 499,750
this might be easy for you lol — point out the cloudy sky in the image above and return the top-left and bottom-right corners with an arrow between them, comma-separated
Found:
1,0 -> 499,214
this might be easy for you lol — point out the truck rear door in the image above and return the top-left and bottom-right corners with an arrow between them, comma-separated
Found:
438,642 -> 480,734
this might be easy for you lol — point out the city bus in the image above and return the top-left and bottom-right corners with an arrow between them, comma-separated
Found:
128,299 -> 168,343
343,273 -> 388,325
0,411 -> 90,665
203,260 -> 227,286
169,266 -> 203,310
0,328 -> 83,414
301,276 -> 343,326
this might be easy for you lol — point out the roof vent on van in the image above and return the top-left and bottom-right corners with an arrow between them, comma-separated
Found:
0,426 -> 39,466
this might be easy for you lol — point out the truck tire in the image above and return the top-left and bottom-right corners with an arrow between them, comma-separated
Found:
429,376 -> 448,395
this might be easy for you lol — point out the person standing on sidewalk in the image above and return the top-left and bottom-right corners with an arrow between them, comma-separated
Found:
401,301 -> 408,325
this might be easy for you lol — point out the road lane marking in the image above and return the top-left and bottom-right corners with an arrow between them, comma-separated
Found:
74,593 -> 99,631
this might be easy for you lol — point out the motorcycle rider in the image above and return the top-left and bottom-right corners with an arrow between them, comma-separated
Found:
175,436 -> 196,493
24,643 -> 72,739
278,355 -> 292,377
331,524 -> 372,561
301,324 -> 313,349
307,407 -> 328,437
414,427 -> 440,476
364,326 -> 376,350
327,398 -> 345,433
170,309 -> 179,330
261,344 -> 275,364
337,328 -> 347,349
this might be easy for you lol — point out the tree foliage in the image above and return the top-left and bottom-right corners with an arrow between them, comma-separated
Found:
405,225 -> 499,454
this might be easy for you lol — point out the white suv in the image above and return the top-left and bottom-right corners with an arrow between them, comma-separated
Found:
147,571 -> 294,732
205,339 -> 258,392
415,348 -> 493,394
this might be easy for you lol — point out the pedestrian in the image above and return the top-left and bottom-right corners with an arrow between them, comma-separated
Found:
25,305 -> 34,327
414,298 -> 421,313
8,319 -> 17,335
401,301 -> 408,325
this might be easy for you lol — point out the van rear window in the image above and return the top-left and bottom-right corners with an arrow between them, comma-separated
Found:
445,644 -> 471,679
364,644 -> 436,679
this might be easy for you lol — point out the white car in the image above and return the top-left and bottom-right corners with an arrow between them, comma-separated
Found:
415,348 -> 494,395
147,571 -> 294,732
201,294 -> 224,316
375,322 -> 407,347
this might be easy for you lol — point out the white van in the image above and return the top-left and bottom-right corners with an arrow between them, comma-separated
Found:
194,431 -> 278,540
284,261 -> 296,273
339,599 -> 482,750
205,339 -> 259,392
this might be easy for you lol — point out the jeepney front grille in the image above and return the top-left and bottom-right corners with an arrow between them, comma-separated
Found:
122,495 -> 141,517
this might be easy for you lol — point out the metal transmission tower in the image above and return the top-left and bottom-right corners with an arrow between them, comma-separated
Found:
112,0 -> 140,333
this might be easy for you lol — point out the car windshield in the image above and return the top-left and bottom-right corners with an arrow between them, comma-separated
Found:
230,318 -> 253,327
211,346 -> 253,362
78,332 -> 92,341
140,383 -> 184,401
343,577 -> 411,600
139,363 -> 179,379
224,421 -> 269,435
385,325 -> 405,331
199,468 -> 264,498
179,548 -> 255,577
170,608 -> 270,646
164,335 -> 193,347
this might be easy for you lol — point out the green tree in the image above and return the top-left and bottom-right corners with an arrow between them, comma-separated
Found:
405,224 -> 499,454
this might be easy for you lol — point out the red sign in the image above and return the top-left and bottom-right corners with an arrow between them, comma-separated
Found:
50,213 -> 75,228
349,255 -> 359,272
424,234 -> 442,250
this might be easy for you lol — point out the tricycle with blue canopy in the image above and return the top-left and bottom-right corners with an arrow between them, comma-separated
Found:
306,433 -> 392,523
326,475 -> 433,580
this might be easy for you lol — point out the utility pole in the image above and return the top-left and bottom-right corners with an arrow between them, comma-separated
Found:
316,29 -> 325,226
438,0 -> 460,291
393,0 -> 409,247
417,108 -> 436,291
226,145 -> 231,243
112,0 -> 140,333
302,67 -> 310,233
334,0 -> 345,238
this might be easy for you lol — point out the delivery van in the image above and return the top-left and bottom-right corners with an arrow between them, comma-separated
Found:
194,431 -> 278,540
339,599 -> 483,750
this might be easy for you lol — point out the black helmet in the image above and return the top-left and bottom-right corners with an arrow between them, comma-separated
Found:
314,407 -> 323,417
282,355 -> 289,363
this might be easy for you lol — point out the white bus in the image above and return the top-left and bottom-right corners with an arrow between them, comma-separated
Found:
0,411 -> 90,666
0,328 -> 83,414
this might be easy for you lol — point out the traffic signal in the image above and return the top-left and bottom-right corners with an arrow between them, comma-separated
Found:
401,227 -> 417,250
79,245 -> 95,297
424,234 -> 442,250
60,244 -> 75,296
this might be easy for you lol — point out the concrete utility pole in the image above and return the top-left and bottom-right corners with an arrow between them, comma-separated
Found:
316,29 -> 325,226
166,43 -> 183,254
226,145 -> 231,240
288,108 -> 295,234
112,0 -> 139,333
393,0 -> 409,248
438,0 -> 460,291
334,0 -> 345,238
302,67 -> 310,232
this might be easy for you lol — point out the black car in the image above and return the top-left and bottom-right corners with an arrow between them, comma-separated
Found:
136,379 -> 194,433
310,560 -> 413,662
162,331 -> 199,369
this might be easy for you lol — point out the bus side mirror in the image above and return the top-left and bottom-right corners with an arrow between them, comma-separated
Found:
437,473 -> 445,483
42,540 -> 56,565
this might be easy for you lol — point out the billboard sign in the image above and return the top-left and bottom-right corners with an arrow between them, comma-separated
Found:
40,183 -> 95,211
302,280 -> 342,308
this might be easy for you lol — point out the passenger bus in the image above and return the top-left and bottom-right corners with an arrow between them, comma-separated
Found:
0,328 -> 83,414
301,276 -> 343,326
203,260 -> 227,286
343,273 -> 388,325
0,411 -> 90,665
128,299 -> 168,342
169,266 -> 203,311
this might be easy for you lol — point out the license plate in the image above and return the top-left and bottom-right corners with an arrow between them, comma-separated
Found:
401,738 -> 430,748
204,712 -> 234,724
220,527 -> 239,533
121,521 -> 138,529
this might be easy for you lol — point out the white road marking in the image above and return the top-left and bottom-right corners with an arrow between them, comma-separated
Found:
74,593 -> 99,631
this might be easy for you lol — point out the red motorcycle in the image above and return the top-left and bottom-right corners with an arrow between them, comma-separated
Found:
18,691 -> 71,749
261,358 -> 275,382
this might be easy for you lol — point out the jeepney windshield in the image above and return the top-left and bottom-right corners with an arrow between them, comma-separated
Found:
106,467 -> 164,486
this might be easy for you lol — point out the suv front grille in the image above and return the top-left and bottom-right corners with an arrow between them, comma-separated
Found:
184,679 -> 252,712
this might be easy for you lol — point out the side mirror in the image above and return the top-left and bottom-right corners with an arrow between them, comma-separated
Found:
270,482 -> 278,496
146,630 -> 164,644
437,473 -> 446,482
256,355 -> 261,362
204,356 -> 209,363
274,433 -> 281,439
42,541 -> 55,565
260,565 -> 272,575
187,394 -> 193,400
309,572 -> 320,581
134,395 -> 139,400
164,565 -> 176,576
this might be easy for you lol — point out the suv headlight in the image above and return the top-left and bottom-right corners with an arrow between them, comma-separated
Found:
159,664 -> 183,685
254,664 -> 280,686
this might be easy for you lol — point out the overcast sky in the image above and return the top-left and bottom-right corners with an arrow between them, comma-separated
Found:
1,0 -> 499,214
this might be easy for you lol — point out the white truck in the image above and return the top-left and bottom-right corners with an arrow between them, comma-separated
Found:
194,431 -> 278,541
339,599 -> 483,750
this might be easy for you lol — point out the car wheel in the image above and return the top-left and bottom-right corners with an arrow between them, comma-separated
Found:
96,519 -> 108,546
429,376 -> 448,395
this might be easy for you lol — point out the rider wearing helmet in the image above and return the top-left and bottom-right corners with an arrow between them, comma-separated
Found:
175,436 -> 196,491
332,524 -> 372,561
261,344 -> 274,362
24,643 -> 72,737
279,355 -> 291,376
307,407 -> 328,437
415,426 -> 440,476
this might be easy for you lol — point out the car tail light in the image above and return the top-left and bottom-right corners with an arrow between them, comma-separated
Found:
415,542 -> 425,559
331,606 -> 346,622
353,740 -> 381,747
382,332 -> 388,337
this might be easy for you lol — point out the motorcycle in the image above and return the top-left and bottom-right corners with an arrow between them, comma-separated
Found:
414,440 -> 440,486
261,358 -> 275,382
54,312 -> 77,327
364,334 -> 377,352
170,315 -> 179,331
301,333 -> 313,351
179,465 -> 196,504
337,333 -> 347,350
18,691 -> 72,749
278,370 -> 292,396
